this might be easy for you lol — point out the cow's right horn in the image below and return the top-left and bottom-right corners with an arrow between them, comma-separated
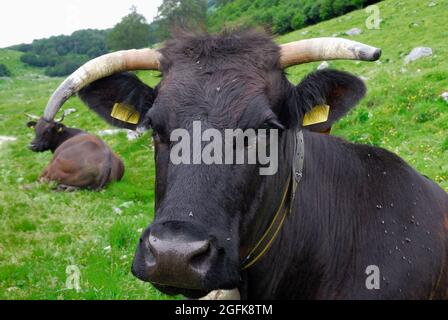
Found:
43,49 -> 162,121
280,37 -> 381,68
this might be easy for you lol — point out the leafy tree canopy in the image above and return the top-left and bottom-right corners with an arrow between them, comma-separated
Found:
107,6 -> 152,51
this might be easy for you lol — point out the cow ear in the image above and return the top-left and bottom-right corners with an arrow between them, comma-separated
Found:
27,121 -> 37,129
295,69 -> 366,133
78,72 -> 155,130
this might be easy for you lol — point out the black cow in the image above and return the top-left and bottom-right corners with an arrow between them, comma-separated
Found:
27,117 -> 124,191
41,31 -> 448,299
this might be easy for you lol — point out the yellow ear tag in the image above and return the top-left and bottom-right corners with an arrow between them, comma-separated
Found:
303,104 -> 330,126
111,103 -> 140,124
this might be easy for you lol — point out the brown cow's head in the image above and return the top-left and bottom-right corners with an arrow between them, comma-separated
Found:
27,117 -> 65,152
39,31 -> 380,298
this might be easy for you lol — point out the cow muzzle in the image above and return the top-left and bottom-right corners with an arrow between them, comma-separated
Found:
28,142 -> 47,152
132,221 -> 215,291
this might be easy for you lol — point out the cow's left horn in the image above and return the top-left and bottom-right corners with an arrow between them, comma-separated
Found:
280,37 -> 381,68
43,49 -> 162,120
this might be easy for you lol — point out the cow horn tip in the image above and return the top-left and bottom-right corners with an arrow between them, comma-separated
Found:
372,48 -> 382,61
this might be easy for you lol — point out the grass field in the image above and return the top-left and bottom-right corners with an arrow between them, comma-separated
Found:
0,0 -> 447,299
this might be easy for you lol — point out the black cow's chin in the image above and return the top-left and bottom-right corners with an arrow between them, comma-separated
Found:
28,144 -> 49,152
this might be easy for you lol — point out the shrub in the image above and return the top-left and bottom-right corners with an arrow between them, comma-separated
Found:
272,7 -> 294,34
0,64 -> 11,77
20,53 -> 56,68
291,11 -> 306,30
45,55 -> 88,77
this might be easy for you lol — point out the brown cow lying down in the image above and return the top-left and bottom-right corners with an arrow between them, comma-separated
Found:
26,117 -> 124,191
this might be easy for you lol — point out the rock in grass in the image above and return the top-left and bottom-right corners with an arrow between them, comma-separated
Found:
345,28 -> 362,36
404,47 -> 433,64
0,136 -> 17,147
440,92 -> 448,103
317,61 -> 329,70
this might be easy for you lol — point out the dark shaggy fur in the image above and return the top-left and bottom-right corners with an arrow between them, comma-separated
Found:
78,30 -> 448,299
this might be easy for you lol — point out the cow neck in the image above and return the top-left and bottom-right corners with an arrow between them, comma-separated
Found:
50,127 -> 83,153
240,128 -> 304,270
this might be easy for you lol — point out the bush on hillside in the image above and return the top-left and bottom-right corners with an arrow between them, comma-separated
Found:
44,55 -> 88,77
0,64 -> 11,77
16,29 -> 108,77
209,0 -> 381,35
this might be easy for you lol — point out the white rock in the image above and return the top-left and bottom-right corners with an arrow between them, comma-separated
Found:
0,136 -> 17,147
97,128 -> 141,141
317,61 -> 329,70
440,92 -> 448,102
126,130 -> 140,141
97,129 -> 126,136
120,201 -> 134,208
404,47 -> 433,64
428,1 -> 437,7
64,108 -> 77,116
345,28 -> 362,36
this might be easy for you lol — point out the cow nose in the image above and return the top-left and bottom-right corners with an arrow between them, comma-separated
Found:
149,235 -> 211,263
136,222 -> 214,290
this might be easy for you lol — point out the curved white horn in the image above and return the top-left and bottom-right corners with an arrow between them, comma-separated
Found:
280,37 -> 381,68
43,49 -> 162,120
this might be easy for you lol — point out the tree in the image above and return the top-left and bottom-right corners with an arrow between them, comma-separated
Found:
319,0 -> 335,21
156,0 -> 207,31
272,6 -> 295,34
291,11 -> 306,30
0,64 -> 11,77
107,7 -> 151,51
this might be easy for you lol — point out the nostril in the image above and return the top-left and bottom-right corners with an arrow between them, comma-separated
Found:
193,240 -> 210,256
189,240 -> 212,268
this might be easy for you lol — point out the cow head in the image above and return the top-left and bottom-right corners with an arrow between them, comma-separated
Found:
27,117 -> 65,152
40,31 -> 380,298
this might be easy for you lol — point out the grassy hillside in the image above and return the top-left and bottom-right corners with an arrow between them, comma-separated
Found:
207,0 -> 378,34
0,0 -> 447,299
0,54 -> 167,298
278,0 -> 448,190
